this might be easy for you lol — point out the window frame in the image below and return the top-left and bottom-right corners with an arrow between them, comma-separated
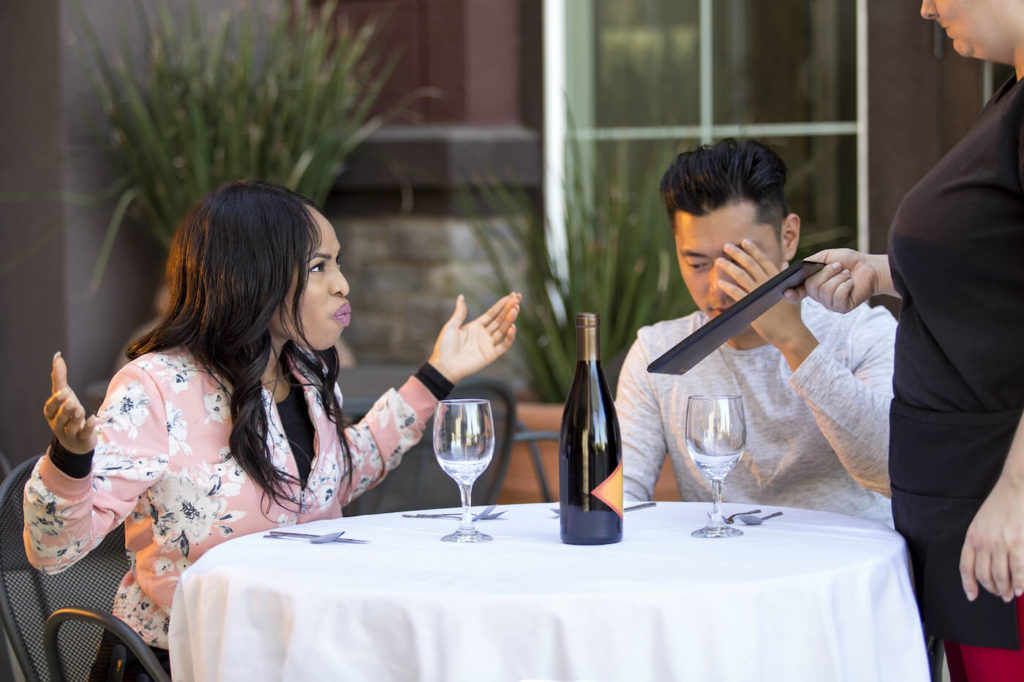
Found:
543,0 -> 870,255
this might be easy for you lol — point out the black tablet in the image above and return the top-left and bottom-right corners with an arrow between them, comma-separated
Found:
647,260 -> 825,375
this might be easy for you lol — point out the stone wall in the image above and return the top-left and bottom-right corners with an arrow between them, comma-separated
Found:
327,211 -> 528,392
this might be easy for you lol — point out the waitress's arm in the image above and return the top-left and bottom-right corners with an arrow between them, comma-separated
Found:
959,415 -> 1024,602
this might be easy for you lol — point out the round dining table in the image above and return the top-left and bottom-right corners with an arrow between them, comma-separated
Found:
168,502 -> 930,682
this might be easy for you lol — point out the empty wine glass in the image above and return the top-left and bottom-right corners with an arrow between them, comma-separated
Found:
685,395 -> 746,538
433,399 -> 495,543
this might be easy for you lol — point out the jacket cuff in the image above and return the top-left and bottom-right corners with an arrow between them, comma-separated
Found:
414,363 -> 454,400
398,376 -> 440,425
39,445 -> 94,499
47,437 -> 93,479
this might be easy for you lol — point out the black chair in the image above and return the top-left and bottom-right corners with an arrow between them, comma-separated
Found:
0,456 -> 169,682
512,424 -> 559,503
344,377 -> 518,515
927,635 -> 945,682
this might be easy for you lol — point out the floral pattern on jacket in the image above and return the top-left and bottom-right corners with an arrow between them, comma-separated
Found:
23,349 -> 436,648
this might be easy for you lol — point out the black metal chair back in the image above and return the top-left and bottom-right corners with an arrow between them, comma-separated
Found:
0,456 -> 131,681
344,377 -> 518,515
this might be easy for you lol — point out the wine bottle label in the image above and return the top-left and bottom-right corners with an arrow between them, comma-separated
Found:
590,460 -> 623,518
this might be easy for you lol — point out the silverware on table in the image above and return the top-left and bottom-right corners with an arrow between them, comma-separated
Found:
724,509 -> 761,524
736,511 -> 784,526
402,503 -> 505,521
549,502 -> 658,516
265,530 -> 370,544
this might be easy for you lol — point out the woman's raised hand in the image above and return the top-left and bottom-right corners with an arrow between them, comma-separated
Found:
784,249 -> 896,313
43,352 -> 98,454
428,293 -> 521,384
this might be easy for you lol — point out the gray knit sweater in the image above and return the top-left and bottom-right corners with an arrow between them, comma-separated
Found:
617,299 -> 896,525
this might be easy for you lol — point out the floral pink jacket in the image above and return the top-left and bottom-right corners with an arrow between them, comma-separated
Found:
23,349 -> 436,648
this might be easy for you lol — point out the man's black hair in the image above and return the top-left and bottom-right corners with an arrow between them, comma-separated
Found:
659,138 -> 788,229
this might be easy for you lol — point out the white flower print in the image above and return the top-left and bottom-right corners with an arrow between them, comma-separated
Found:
265,395 -> 291,467
166,404 -> 192,456
371,400 -> 394,428
203,390 -> 228,424
92,451 -> 167,493
308,386 -> 325,419
149,472 -> 225,556
306,446 -> 342,509
148,463 -> 247,555
153,556 -> 191,577
153,354 -> 199,393
209,460 -> 247,500
102,382 -> 151,440
114,581 -> 171,647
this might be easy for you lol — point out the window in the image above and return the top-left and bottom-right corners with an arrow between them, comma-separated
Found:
547,0 -> 865,257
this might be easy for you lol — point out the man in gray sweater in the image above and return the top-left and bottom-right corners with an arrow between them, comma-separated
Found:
618,139 -> 895,524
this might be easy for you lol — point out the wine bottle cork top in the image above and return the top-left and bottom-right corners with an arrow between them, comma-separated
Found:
576,312 -> 600,327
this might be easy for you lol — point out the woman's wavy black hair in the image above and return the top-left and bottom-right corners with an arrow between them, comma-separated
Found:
129,180 -> 351,512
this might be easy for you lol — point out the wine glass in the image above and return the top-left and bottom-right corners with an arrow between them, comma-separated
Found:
433,399 -> 495,543
685,394 -> 746,538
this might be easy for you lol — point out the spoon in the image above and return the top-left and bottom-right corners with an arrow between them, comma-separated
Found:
724,509 -> 761,524
736,511 -> 783,526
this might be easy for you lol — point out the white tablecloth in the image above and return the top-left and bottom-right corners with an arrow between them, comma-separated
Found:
168,502 -> 929,682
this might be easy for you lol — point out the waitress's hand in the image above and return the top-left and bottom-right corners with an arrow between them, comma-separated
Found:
428,293 -> 521,384
960,476 -> 1024,603
784,249 -> 895,313
43,352 -> 98,454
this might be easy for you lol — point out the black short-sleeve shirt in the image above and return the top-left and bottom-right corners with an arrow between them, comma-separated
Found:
890,75 -> 1024,414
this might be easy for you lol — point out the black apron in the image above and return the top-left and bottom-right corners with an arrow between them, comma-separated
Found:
889,399 -> 1021,649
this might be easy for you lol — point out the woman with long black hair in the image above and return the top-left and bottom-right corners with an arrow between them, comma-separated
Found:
29,180 -> 520,677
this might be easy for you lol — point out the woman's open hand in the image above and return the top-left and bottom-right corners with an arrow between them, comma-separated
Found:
428,293 -> 521,384
43,352 -> 98,454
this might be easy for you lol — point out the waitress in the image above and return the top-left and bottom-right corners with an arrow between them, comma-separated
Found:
788,1 -> 1024,679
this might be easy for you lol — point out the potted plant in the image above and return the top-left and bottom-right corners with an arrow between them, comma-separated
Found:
75,0 -> 398,291
471,149 -> 695,403
469,145 -> 696,501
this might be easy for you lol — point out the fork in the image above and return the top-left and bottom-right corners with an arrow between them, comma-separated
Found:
265,530 -> 370,544
736,511 -> 784,525
549,502 -> 658,515
402,504 -> 505,521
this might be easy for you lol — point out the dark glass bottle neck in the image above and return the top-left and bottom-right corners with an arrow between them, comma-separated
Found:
576,324 -> 600,362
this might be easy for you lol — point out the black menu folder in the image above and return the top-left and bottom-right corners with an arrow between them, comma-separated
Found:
647,260 -> 825,375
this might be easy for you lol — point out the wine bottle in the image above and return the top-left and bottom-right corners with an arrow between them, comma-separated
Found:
559,312 -> 623,545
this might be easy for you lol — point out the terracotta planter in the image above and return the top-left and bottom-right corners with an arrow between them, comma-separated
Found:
498,402 -> 562,504
499,402 -> 679,504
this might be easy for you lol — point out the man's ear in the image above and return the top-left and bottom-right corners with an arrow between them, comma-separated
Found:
780,213 -> 801,261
